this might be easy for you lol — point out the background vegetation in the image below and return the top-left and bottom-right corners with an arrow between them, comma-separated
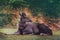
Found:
0,0 -> 60,27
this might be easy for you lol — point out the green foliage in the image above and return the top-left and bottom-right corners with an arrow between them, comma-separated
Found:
26,0 -> 60,18
0,12 -> 13,27
8,0 -> 29,9
0,0 -> 10,6
0,0 -> 60,18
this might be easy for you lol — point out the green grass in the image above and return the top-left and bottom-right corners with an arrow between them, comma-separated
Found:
53,30 -> 60,36
0,29 -> 60,40
1,35 -> 60,40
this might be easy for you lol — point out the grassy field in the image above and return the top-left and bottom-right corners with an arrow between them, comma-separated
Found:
0,28 -> 60,40
0,35 -> 60,40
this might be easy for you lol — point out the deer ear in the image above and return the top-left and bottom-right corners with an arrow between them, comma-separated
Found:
19,13 -> 21,16
19,11 -> 22,16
